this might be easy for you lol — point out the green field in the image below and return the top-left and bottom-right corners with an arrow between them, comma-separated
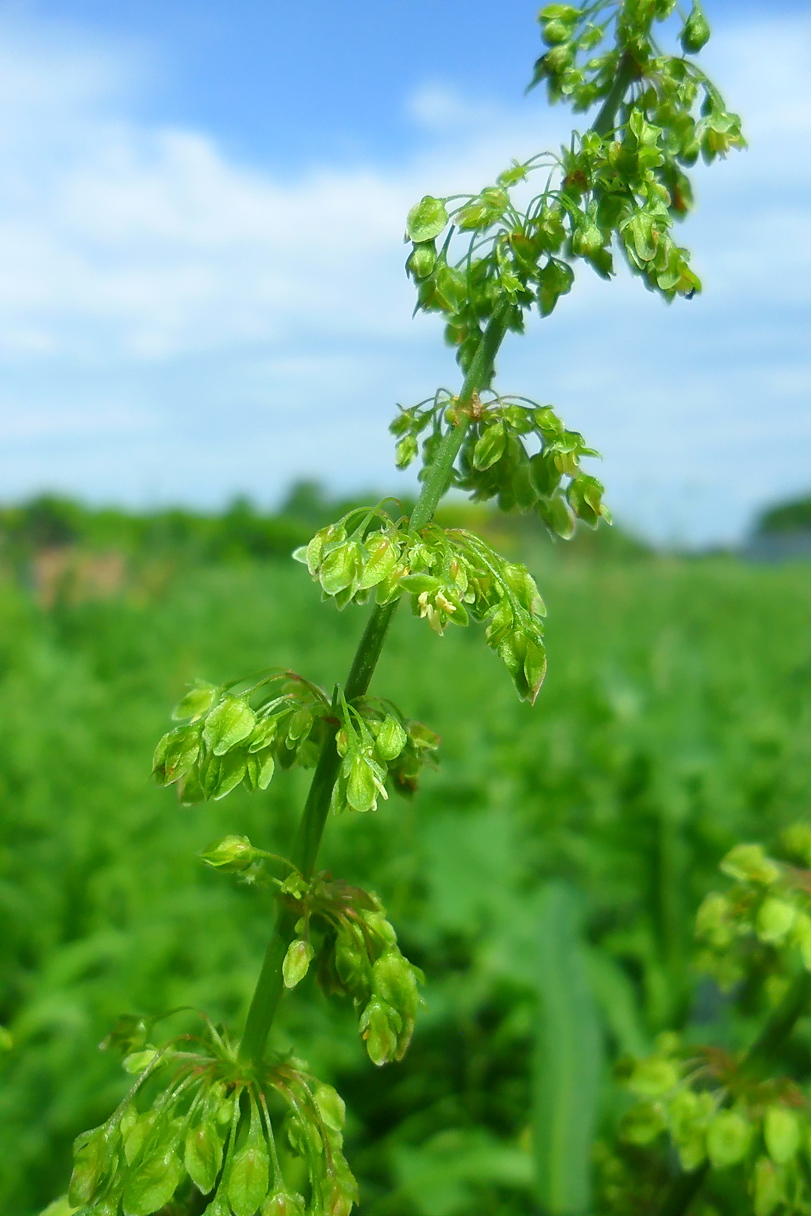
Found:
2,546 -> 810,1214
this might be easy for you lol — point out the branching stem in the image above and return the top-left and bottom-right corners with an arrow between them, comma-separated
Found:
238,57 -> 637,1065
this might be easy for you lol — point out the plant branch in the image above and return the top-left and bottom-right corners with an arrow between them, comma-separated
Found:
659,970 -> 811,1216
238,50 -> 639,1066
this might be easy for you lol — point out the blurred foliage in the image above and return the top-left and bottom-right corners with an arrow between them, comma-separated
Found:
1,518 -> 810,1214
755,493 -> 811,537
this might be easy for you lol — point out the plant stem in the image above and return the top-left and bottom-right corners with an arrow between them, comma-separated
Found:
238,306 -> 509,1064
238,50 -> 639,1066
659,970 -> 811,1216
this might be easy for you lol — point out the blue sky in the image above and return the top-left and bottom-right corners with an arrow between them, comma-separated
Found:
1,0 -> 810,544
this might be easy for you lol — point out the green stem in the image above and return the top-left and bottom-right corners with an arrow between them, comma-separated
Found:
238,306 -> 509,1065
238,47 -> 639,1066
659,970 -> 811,1216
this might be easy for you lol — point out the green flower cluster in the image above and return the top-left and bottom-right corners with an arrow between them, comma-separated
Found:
403,0 -> 743,374
297,512 -> 547,703
275,872 -> 423,1066
332,697 -> 439,813
696,841 -> 811,992
614,1032 -> 811,1216
392,390 -> 608,532
152,672 -> 439,812
152,672 -> 331,805
59,1018 -> 355,1216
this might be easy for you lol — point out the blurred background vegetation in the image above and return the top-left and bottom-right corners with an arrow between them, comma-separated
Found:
1,487 -> 810,1215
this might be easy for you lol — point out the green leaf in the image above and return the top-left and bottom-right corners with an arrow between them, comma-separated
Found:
185,1120 -> 223,1194
203,696 -> 256,756
122,1150 -> 183,1216
534,882 -> 604,1216
405,196 -> 448,243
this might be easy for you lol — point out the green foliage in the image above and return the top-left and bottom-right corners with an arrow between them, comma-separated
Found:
534,883 -> 604,1215
3,553 -> 811,1214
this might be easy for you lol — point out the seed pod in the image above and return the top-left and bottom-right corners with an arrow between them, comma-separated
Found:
405,195 -> 449,243
376,716 -> 407,762
358,534 -> 400,590
472,422 -> 506,471
245,749 -> 276,792
262,1194 -> 307,1216
283,939 -> 314,989
122,1149 -> 183,1216
764,1106 -> 800,1165
706,1110 -> 752,1168
202,749 -> 248,801
721,844 -> 781,886
68,1128 -> 111,1206
406,241 -> 437,280
346,754 -> 380,814
248,717 -> 277,752
360,999 -> 399,1066
372,951 -> 420,1022
185,1118 -> 223,1194
395,435 -> 418,470
228,1111 -> 270,1216
753,1155 -> 784,1216
203,697 -> 256,756
680,3 -> 710,53
314,1084 -> 346,1133
200,834 -> 256,873
319,543 -> 360,597
152,726 -> 201,787
172,682 -> 219,722
756,897 -> 796,945
335,923 -> 371,990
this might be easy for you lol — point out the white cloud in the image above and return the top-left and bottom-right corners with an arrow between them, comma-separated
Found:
0,14 -> 809,544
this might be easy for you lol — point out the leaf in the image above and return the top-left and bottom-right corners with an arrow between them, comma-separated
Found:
185,1119 -> 223,1193
405,196 -> 448,243
122,1150 -> 183,1216
534,882 -> 604,1216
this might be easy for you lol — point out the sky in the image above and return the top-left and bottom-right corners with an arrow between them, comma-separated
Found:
0,0 -> 809,546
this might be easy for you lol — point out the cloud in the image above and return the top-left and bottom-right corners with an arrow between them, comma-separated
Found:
0,13 -> 809,543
